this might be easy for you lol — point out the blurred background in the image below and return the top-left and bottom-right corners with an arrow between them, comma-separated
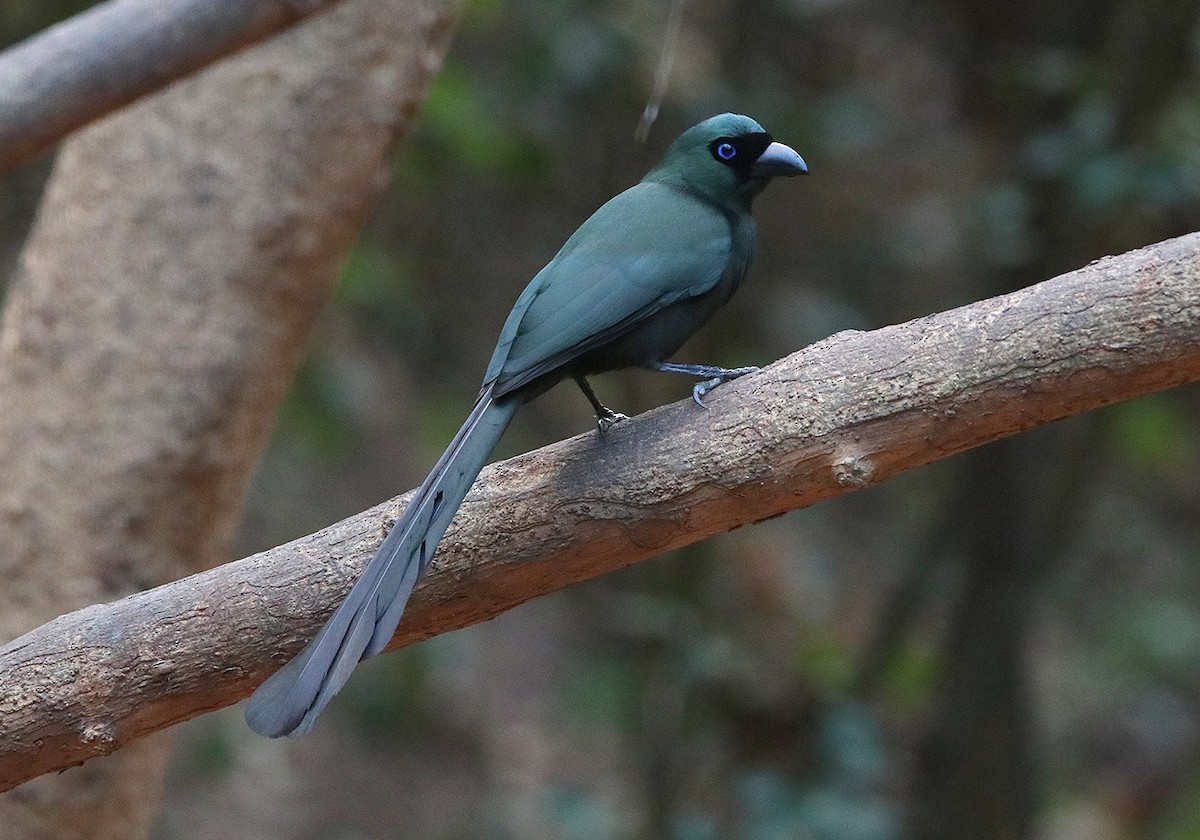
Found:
5,0 -> 1200,837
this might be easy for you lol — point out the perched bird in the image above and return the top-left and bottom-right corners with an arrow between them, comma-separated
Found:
245,113 -> 807,737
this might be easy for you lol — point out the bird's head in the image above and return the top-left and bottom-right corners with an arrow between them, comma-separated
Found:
646,113 -> 808,205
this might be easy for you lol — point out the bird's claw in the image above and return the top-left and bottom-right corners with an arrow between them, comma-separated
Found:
691,366 -> 760,407
596,411 -> 630,433
692,379 -> 720,407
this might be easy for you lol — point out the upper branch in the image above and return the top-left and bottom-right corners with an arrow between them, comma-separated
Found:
1,232 -> 1198,791
0,0 -> 349,174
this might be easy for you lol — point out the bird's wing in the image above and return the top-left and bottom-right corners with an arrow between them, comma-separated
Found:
484,182 -> 732,396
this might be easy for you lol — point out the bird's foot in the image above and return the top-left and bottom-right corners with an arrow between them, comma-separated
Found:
596,408 -> 630,433
650,362 -> 760,407
692,366 -> 759,407
575,375 -> 628,434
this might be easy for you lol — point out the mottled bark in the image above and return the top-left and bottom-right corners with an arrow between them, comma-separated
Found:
0,0 -> 355,174
1,230 -> 1197,794
0,0 -> 457,837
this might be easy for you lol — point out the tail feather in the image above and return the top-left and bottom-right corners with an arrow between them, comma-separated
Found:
245,388 -> 520,737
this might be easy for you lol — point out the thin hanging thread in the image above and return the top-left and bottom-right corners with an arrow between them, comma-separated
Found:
636,0 -> 686,143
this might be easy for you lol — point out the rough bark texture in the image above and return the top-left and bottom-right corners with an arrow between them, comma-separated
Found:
0,0 -> 353,175
1,231 -> 1197,794
0,1 -> 457,837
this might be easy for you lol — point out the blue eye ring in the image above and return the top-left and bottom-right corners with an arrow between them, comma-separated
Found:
716,142 -> 736,160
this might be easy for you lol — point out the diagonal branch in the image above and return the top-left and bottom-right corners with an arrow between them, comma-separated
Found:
1,232 -> 1198,792
0,0 -> 353,174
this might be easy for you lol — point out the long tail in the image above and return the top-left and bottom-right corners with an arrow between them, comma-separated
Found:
245,386 -> 520,737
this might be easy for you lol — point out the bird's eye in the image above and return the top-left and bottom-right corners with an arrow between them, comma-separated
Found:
716,142 -> 736,160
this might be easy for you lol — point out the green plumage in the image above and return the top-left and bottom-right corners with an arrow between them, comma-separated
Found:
487,113 -> 780,395
487,182 -> 743,394
245,113 -> 807,738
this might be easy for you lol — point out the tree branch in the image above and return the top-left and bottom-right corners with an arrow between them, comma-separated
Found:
0,0 -> 457,830
0,0 -> 351,175
1,232 -> 1198,792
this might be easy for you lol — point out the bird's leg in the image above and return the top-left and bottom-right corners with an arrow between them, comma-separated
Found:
574,375 -> 629,433
650,362 -> 760,407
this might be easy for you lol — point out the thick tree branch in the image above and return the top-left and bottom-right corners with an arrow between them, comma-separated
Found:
0,0 -> 351,175
1,232 -> 1198,792
0,0 -> 457,833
